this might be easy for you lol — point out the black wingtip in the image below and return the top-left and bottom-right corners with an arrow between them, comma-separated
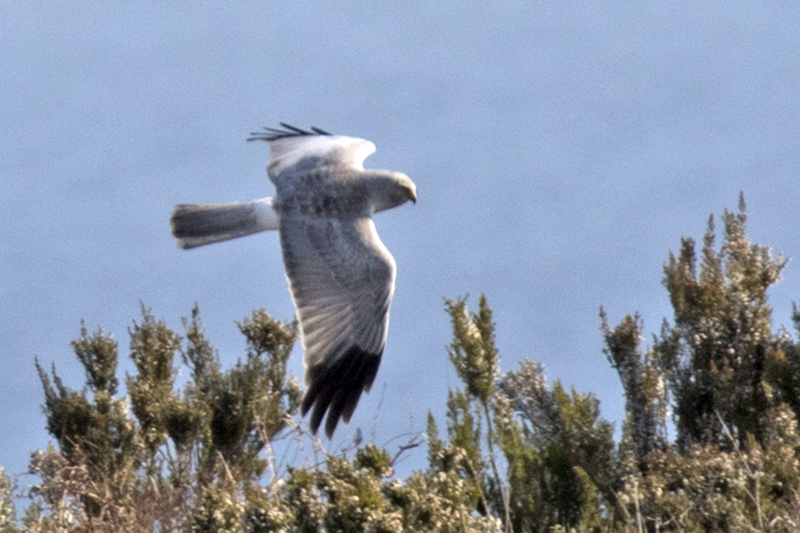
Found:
301,346 -> 382,439
246,123 -> 333,142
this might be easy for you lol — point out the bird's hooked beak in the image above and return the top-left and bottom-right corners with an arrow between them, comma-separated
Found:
408,185 -> 417,204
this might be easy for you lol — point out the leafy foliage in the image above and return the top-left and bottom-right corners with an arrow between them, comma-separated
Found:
3,195 -> 800,531
0,467 -> 15,533
658,195 -> 785,451
11,307 -> 498,533
604,195 -> 800,531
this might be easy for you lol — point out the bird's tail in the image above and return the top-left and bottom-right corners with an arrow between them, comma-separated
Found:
170,198 -> 279,249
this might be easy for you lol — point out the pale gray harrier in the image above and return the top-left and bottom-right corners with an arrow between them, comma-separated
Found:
170,124 -> 417,438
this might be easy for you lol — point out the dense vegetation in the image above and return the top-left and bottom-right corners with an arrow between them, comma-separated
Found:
2,195 -> 800,532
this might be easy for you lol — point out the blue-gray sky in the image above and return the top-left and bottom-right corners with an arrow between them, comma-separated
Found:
3,2 -> 800,483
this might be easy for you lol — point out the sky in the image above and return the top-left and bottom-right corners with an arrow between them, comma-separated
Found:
3,1 -> 800,486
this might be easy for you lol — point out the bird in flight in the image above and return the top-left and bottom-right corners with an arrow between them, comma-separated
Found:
170,123 -> 417,438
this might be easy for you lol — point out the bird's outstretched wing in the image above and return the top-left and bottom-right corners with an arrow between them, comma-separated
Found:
248,123 -> 377,180
279,213 -> 395,438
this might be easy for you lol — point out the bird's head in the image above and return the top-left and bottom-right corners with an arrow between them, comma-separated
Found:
370,171 -> 417,213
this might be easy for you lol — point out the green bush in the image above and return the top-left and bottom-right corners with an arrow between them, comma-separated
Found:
3,195 -> 800,532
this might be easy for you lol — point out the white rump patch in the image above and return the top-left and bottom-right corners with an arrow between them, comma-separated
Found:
252,197 -> 280,231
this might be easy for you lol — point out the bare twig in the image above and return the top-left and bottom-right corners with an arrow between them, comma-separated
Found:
390,433 -> 424,466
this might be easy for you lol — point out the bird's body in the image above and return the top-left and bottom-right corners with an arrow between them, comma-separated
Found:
170,124 -> 416,437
